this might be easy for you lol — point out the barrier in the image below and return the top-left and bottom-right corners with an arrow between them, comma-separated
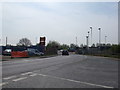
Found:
11,51 -> 29,58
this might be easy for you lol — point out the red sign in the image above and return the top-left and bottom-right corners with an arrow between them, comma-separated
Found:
11,51 -> 29,58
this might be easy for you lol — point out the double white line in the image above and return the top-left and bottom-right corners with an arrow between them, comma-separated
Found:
12,77 -> 27,82
0,82 -> 8,87
21,72 -> 33,75
3,76 -> 16,80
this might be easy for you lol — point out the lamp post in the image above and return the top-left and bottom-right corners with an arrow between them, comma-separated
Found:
90,27 -> 92,46
86,36 -> 89,47
88,31 -> 90,47
76,36 -> 77,46
98,27 -> 101,46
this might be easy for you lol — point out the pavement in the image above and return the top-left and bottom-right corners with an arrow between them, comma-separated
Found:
1,54 -> 119,88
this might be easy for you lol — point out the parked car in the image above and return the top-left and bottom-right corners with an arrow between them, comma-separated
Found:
26,48 -> 44,56
57,50 -> 63,55
3,49 -> 12,56
62,50 -> 69,55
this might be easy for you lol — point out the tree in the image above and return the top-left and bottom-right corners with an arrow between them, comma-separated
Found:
110,44 -> 120,54
70,43 -> 78,49
46,41 -> 60,55
91,44 -> 95,47
60,44 -> 69,50
17,38 -> 32,46
46,41 -> 60,49
80,44 -> 84,48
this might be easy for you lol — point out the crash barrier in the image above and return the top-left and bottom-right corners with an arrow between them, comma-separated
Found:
11,51 -> 29,58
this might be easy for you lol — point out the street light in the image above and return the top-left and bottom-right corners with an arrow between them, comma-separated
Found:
98,27 -> 101,46
88,31 -> 90,47
76,36 -> 77,46
90,26 -> 92,46
88,31 -> 90,36
86,36 -> 89,47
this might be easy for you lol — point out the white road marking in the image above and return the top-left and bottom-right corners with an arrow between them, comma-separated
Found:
0,82 -> 8,86
12,77 -> 27,82
29,73 -> 37,77
3,76 -> 16,80
38,73 -> 114,88
21,72 -> 33,75
38,74 -> 47,77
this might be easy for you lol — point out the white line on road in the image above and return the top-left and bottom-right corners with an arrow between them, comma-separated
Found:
38,73 -> 114,88
12,77 -> 27,82
38,74 -> 47,77
29,73 -> 38,77
0,82 -> 8,86
3,76 -> 16,80
21,72 -> 33,75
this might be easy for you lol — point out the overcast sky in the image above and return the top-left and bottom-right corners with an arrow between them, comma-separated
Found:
1,2 -> 118,46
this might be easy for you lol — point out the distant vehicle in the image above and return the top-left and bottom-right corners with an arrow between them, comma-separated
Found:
57,50 -> 63,55
60,50 -> 63,52
3,49 -> 12,56
62,50 -> 69,55
26,48 -> 44,56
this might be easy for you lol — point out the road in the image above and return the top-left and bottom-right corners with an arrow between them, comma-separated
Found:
1,55 -> 119,88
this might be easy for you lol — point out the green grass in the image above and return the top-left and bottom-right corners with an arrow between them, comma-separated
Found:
87,54 -> 120,59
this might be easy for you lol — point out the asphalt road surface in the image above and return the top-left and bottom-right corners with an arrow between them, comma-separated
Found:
1,55 -> 119,88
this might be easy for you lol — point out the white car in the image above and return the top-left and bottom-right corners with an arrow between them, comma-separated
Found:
3,49 -> 12,56
27,48 -> 44,56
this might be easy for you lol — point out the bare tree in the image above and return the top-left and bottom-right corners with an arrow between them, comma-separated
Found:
17,38 -> 32,46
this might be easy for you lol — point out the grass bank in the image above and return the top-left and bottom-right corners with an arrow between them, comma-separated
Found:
86,54 -> 120,60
